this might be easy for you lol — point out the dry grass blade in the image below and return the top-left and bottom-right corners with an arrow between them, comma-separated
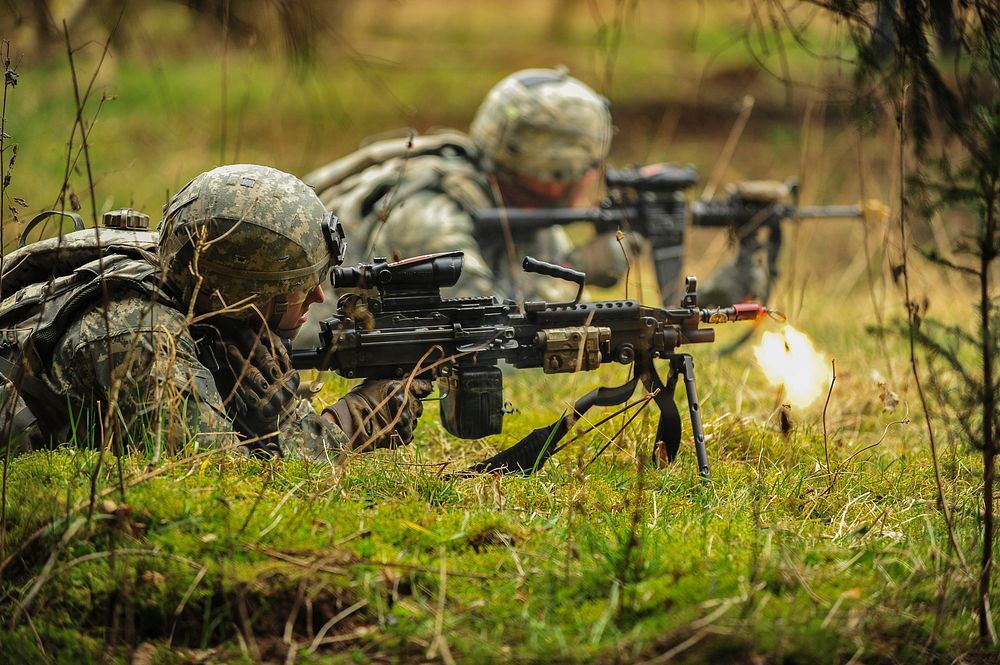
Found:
307,599 -> 368,653
10,516 -> 85,627
822,358 -> 836,478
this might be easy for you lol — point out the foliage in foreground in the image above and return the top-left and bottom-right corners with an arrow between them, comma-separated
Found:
0,364 -> 996,663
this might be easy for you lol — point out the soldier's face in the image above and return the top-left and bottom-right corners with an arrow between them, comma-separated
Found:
271,283 -> 326,338
499,168 -> 599,208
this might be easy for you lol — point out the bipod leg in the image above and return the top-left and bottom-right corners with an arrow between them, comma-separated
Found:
649,358 -> 682,467
673,354 -> 710,480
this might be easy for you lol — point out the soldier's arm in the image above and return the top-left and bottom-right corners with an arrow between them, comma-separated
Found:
50,297 -> 237,450
51,295 -> 349,456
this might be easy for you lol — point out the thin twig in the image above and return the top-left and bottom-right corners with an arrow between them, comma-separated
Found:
701,95 -> 754,201
168,565 -> 208,647
896,85 -> 968,572
821,359 -> 836,479
307,599 -> 368,654
426,546 -> 455,665
0,39 -> 17,564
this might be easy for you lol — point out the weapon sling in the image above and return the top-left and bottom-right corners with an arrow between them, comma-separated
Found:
465,351 -> 710,479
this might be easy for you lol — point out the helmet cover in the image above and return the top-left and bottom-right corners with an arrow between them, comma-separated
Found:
158,164 -> 340,320
469,68 -> 612,184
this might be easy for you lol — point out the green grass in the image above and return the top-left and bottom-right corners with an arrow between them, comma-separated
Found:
1,317 -> 995,663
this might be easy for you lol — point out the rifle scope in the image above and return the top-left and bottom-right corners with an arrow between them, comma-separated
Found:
333,251 -> 464,291
604,163 -> 699,192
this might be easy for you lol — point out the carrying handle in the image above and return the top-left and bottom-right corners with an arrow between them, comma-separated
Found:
522,256 -> 586,304
18,210 -> 86,248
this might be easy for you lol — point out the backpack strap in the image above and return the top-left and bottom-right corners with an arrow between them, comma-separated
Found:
0,353 -> 80,443
304,129 -> 480,193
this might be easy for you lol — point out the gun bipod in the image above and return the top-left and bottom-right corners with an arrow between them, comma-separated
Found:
649,353 -> 710,480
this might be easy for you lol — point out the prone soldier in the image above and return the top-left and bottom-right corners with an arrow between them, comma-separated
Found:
0,164 -> 429,458
299,67 -> 631,348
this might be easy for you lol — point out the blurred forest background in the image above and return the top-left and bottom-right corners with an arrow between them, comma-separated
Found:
0,0 -> 905,311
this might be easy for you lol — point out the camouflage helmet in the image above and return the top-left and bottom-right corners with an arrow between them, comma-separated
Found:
469,67 -> 612,184
158,164 -> 345,320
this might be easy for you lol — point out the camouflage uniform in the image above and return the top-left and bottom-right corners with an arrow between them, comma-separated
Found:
307,132 -> 585,294
1,166 -> 349,459
298,68 -> 619,349
44,289 -> 343,458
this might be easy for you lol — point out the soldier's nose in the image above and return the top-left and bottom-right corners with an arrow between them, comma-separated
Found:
308,284 -> 326,306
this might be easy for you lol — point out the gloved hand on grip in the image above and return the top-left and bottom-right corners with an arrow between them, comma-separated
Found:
212,326 -> 302,458
324,378 -> 433,450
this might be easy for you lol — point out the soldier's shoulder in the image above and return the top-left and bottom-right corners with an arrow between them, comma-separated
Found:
62,291 -> 190,350
306,129 -> 480,192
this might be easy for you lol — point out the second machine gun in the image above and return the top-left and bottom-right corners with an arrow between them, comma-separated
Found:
689,178 -> 883,303
471,166 -> 881,306
292,251 -> 774,478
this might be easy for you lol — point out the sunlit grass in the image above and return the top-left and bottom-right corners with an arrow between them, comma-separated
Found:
1,300 -> 989,662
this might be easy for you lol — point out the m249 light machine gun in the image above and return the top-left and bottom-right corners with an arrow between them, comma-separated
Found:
292,251 -> 776,478
471,163 -> 699,305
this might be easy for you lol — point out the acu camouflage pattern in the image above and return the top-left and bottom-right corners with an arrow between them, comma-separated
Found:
159,164 -> 334,320
298,130 -> 588,348
0,224 -> 348,459
44,285 -> 347,459
468,68 -> 613,184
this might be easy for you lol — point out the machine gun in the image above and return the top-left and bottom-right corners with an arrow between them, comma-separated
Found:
471,166 -> 883,307
471,163 -> 698,305
292,251 -> 775,478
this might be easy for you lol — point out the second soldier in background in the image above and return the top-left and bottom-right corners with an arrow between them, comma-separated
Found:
298,67 -> 632,349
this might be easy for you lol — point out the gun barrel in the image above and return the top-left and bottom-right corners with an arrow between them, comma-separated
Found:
700,303 -> 769,324
471,206 -> 632,238
794,204 -> 865,219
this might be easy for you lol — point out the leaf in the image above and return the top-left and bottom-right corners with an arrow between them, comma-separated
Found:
401,519 -> 434,536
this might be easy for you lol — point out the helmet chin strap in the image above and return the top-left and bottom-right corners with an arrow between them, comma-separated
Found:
267,292 -> 308,340
265,293 -> 288,334
274,323 -> 302,340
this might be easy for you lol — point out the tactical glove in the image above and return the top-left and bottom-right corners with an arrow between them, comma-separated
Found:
730,180 -> 789,203
212,326 -> 302,458
324,378 -> 433,450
